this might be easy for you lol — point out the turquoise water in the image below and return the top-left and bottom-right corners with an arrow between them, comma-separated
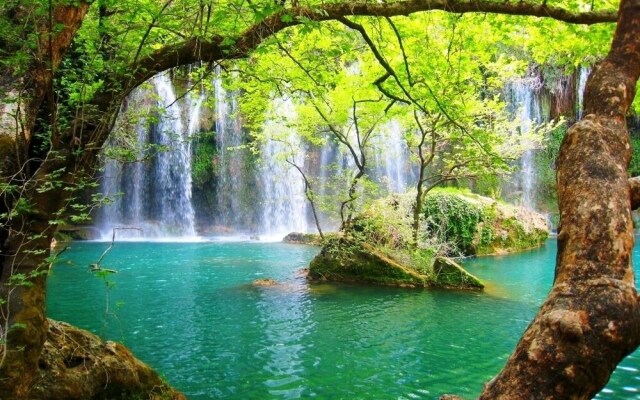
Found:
47,240 -> 640,399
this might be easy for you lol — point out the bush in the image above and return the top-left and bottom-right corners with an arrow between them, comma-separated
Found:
423,192 -> 484,256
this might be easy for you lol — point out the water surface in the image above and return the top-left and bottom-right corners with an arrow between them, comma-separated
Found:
47,240 -> 640,399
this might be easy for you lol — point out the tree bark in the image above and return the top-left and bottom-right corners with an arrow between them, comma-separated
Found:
0,146 -> 90,396
479,0 -> 640,398
0,3 -> 91,398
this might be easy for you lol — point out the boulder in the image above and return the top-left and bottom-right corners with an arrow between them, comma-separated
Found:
309,240 -> 428,288
253,278 -> 278,287
307,189 -> 547,290
283,232 -> 323,245
433,257 -> 484,289
32,319 -> 185,400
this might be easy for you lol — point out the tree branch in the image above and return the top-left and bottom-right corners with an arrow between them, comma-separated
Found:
128,0 -> 616,91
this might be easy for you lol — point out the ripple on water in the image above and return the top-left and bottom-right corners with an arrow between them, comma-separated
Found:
47,240 -> 640,399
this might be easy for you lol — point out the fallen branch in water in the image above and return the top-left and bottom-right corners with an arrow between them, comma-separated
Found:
89,227 -> 142,273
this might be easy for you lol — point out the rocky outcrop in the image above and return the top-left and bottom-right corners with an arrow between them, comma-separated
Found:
253,278 -> 278,286
308,189 -> 548,290
432,257 -> 484,289
282,232 -> 323,245
423,190 -> 549,256
308,239 -> 484,290
309,240 -> 429,287
30,319 -> 185,400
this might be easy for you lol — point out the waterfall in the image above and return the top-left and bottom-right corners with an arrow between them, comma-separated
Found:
94,64 -> 597,239
151,73 -> 197,236
576,67 -> 591,120
505,75 -> 543,209
259,97 -> 309,236
372,120 -> 410,194
212,68 -> 251,232
99,72 -> 198,239
98,70 -> 417,240
208,72 -> 310,237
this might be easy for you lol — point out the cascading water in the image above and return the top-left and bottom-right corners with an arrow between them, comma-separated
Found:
99,70 -> 415,240
151,73 -> 197,236
372,120 -> 411,194
99,120 -> 147,236
99,72 -> 198,239
576,67 -> 591,120
259,97 -> 309,236
505,75 -> 544,209
212,68 -> 251,232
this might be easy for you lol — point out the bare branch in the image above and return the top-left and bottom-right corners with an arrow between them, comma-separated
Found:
384,16 -> 413,86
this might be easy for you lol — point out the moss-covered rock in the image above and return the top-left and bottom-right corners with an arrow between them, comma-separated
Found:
433,256 -> 484,289
253,278 -> 279,286
423,189 -> 549,256
309,239 -> 428,287
307,189 -> 548,290
308,237 -> 483,290
283,232 -> 323,245
31,319 -> 185,400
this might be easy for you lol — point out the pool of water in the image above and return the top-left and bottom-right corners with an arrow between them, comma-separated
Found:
47,240 -> 640,399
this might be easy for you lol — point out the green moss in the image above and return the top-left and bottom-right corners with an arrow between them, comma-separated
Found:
309,238 -> 427,287
308,190 -> 547,290
432,257 -> 484,289
423,192 -> 484,255
282,232 -> 329,245
191,132 -> 218,188
308,236 -> 482,290
474,213 -> 548,256
424,190 -> 548,256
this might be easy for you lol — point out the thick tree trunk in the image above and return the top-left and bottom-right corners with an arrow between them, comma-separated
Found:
0,150 -> 83,397
0,228 -> 52,397
0,3 -> 91,397
479,1 -> 640,398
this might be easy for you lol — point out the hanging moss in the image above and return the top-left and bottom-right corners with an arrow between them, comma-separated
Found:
420,189 -> 550,256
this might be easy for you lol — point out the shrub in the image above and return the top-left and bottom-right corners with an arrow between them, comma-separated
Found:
423,192 -> 484,256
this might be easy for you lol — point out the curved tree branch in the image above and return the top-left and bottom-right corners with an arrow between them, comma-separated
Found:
127,0 -> 617,91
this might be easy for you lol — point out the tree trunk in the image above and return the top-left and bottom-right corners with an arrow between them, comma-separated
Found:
0,148 -> 83,397
0,227 -> 52,397
0,4 -> 92,397
479,0 -> 640,398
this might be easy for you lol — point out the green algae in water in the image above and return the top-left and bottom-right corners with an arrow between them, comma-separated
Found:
47,240 -> 640,399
